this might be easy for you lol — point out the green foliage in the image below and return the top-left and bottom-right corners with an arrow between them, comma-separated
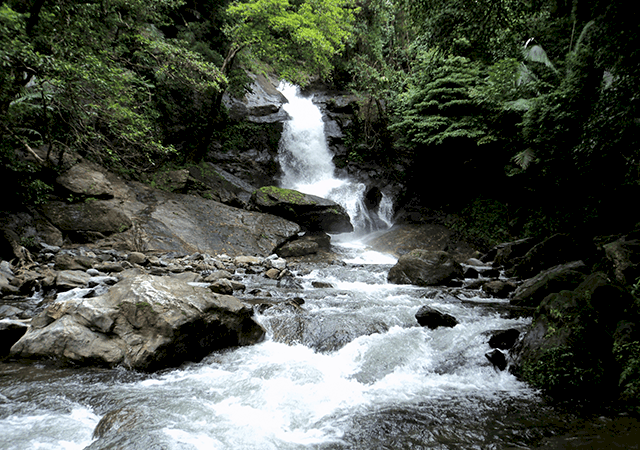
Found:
521,346 -> 606,397
449,198 -> 512,248
391,53 -> 490,148
613,340 -> 640,407
225,0 -> 359,85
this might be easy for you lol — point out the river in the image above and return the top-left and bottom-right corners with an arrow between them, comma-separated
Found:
1,83 -> 639,450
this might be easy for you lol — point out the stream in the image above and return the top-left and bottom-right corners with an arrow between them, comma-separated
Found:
1,84 -> 639,450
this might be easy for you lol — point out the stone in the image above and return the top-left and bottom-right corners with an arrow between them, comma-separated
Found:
510,272 -> 629,398
54,253 -> 94,271
510,261 -> 588,307
488,329 -> 520,350
507,234 -> 591,279
56,270 -> 92,290
10,274 -> 265,370
265,268 -> 280,279
312,281 -> 334,289
485,349 -> 507,371
251,186 -> 353,234
277,239 -> 319,257
56,162 -> 115,198
603,237 -> 640,285
203,270 -> 234,282
127,252 -> 147,265
235,256 -> 263,266
0,320 -> 29,356
42,200 -> 132,236
483,280 -> 517,298
415,305 -> 458,329
388,250 -> 464,287
209,279 -> 234,295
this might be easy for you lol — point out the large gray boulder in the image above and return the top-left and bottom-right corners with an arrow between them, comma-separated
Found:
10,274 -> 265,370
387,249 -> 464,286
251,186 -> 353,234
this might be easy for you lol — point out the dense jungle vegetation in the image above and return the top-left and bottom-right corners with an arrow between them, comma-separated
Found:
1,0 -> 638,242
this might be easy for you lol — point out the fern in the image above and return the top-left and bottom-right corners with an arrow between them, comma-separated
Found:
512,148 -> 536,169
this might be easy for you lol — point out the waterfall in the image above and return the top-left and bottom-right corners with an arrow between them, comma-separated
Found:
277,82 -> 393,233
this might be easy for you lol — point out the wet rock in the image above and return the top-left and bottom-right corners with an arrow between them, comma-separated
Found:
54,253 -> 94,271
415,305 -> 458,329
55,270 -> 92,290
485,349 -> 507,371
10,274 -> 266,370
507,234 -> 591,279
312,281 -> 334,289
483,280 -> 517,298
127,252 -> 147,265
388,250 -> 464,287
0,320 -> 29,357
209,278 -> 234,295
511,272 -> 630,398
277,238 -> 319,257
510,261 -> 588,308
488,329 -> 520,350
251,186 -> 353,234
265,268 -> 280,279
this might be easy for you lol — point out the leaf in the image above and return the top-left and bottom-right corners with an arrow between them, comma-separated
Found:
522,43 -> 557,73
512,148 -> 536,169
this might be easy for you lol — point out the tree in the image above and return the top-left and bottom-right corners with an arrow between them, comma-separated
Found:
223,0 -> 359,85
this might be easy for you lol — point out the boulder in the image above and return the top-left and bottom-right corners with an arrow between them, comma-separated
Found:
488,328 -> 520,350
388,250 -> 464,287
511,272 -> 632,399
367,224 -> 475,260
510,261 -> 588,308
137,188 -> 302,257
41,200 -> 132,237
56,162 -> 115,198
251,186 -> 353,234
222,72 -> 289,123
187,162 -> 255,208
507,234 -> 591,278
415,305 -> 458,329
10,274 -> 265,370
483,280 -> 517,298
482,237 -> 537,267
485,349 -> 508,371
603,237 -> 640,285
0,320 -> 28,357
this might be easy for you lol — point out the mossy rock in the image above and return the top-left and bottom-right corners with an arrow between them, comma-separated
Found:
250,186 -> 353,234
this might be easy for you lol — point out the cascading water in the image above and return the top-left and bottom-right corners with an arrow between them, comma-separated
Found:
277,82 -> 393,233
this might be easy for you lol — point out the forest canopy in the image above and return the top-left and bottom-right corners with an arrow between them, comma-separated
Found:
0,0 -> 638,238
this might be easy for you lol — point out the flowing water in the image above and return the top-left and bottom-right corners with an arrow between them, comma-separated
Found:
1,85 -> 639,450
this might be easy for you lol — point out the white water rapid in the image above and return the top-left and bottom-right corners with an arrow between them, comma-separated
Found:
277,82 -> 393,234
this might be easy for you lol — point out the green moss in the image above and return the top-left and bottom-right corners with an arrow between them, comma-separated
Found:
258,186 -> 316,205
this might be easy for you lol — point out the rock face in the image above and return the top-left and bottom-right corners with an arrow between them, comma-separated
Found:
388,250 -> 463,286
10,274 -> 266,370
137,188 -> 302,256
251,186 -> 353,233
222,73 -> 289,123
